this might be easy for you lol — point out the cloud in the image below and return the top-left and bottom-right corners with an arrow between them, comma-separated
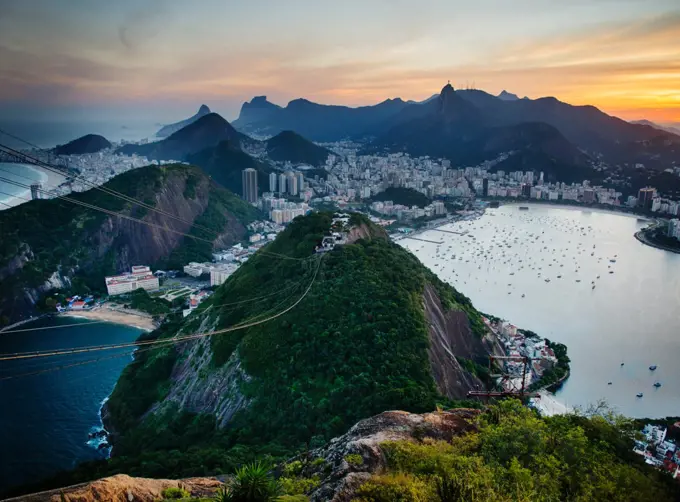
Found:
118,0 -> 167,51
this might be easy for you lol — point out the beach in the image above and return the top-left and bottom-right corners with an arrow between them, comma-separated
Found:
62,306 -> 155,332
0,162 -> 67,209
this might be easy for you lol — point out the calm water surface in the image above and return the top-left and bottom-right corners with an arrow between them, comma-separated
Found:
0,317 -> 142,492
400,204 -> 680,418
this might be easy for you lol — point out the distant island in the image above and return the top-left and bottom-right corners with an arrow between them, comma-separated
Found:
54,134 -> 111,156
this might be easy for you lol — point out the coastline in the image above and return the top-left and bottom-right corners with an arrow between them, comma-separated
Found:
495,199 -> 653,221
0,163 -> 67,209
634,230 -> 680,255
61,307 -> 155,332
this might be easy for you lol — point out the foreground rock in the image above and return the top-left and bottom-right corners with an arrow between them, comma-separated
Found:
5,474 -> 222,502
299,409 -> 480,502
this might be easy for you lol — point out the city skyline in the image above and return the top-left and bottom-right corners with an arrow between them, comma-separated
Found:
1,0 -> 679,126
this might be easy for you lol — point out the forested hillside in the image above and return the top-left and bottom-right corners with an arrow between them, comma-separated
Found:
0,164 -> 259,324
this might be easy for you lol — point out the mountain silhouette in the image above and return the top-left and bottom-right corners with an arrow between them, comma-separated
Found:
155,105 -> 211,138
119,113 -> 243,161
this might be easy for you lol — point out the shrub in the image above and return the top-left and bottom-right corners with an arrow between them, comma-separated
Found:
353,473 -> 431,502
226,461 -> 280,502
344,454 -> 364,467
161,486 -> 190,499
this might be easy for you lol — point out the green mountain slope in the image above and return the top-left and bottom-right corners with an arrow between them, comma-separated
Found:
186,140 -> 274,196
266,130 -> 333,166
0,164 -> 259,324
117,113 -> 244,161
46,212 -> 487,479
370,187 -> 432,208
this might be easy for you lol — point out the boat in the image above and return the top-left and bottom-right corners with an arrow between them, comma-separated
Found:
592,285 -> 595,289
608,381 -> 612,385
654,382 -> 662,388
519,206 -> 529,210
576,279 -> 581,282
620,362 -> 624,366
636,392 -> 644,398
545,278 -> 551,282
649,365 -> 657,371
521,294 -> 525,298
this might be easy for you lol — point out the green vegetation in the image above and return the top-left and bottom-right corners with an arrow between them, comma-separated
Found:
187,140 -> 274,196
222,461 -> 281,501
126,289 -> 171,315
529,339 -> 570,391
266,131 -> 333,166
162,182 -> 260,269
7,212 -> 485,491
369,187 -> 432,208
161,487 -> 190,499
642,225 -> 680,252
356,400 -> 678,501
344,454 -> 364,467
0,163 -> 257,324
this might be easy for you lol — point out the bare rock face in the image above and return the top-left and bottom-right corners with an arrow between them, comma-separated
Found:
4,474 -> 223,502
301,409 -> 480,502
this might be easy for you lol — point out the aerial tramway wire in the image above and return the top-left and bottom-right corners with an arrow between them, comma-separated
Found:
0,177 -> 220,245
0,320 -> 109,335
0,134 -> 221,239
0,272 -> 312,337
0,175 -> 313,262
0,255 -> 323,362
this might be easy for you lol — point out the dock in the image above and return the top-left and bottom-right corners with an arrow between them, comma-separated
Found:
402,236 -> 444,244
431,229 -> 465,235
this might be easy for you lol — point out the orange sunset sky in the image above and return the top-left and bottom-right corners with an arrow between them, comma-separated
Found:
0,0 -> 679,125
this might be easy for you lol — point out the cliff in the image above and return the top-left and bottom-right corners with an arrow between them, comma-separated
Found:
0,164 -> 259,324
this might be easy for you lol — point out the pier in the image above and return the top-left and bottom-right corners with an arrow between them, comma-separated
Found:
402,236 -> 444,244
431,229 -> 465,235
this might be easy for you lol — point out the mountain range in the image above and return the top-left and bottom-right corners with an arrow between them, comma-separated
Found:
630,119 -> 680,136
232,84 -> 680,182
155,105 -> 211,138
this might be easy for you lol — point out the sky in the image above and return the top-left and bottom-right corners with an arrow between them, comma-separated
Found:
0,0 -> 679,126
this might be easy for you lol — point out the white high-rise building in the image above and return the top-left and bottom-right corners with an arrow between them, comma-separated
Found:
278,173 -> 287,194
269,172 -> 277,193
295,172 -> 304,192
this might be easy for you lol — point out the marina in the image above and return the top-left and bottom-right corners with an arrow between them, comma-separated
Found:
399,203 -> 680,418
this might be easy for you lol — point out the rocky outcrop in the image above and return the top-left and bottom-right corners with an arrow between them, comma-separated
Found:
300,409 -> 480,502
4,474 -> 222,502
146,315 -> 250,427
345,223 -> 387,244
423,283 -> 501,399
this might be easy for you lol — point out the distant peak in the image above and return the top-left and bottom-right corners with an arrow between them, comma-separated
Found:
497,90 -> 520,101
441,83 -> 455,95
251,96 -> 269,103
198,104 -> 210,113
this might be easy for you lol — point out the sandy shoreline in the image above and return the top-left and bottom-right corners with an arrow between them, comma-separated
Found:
62,307 -> 155,331
0,162 -> 67,209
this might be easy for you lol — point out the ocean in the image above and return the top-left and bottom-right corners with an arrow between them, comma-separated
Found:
400,204 -> 680,418
0,163 -> 49,205
0,317 -> 143,492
